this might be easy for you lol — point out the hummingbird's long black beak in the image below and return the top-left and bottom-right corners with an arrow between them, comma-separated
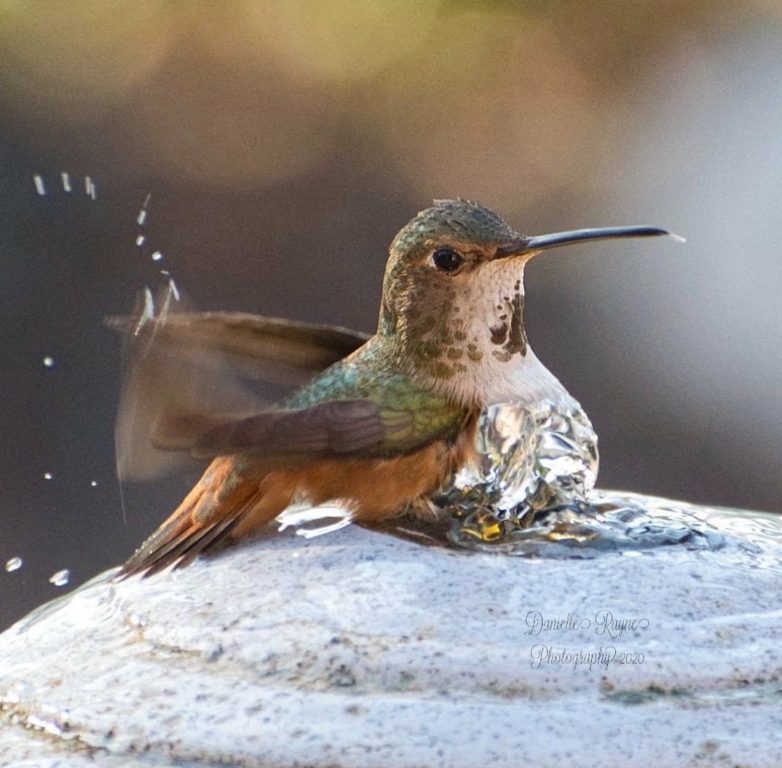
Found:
496,226 -> 684,258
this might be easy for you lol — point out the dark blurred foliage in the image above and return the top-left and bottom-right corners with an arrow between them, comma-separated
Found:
1,0 -> 780,629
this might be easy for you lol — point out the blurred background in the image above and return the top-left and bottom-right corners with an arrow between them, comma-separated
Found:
0,0 -> 780,630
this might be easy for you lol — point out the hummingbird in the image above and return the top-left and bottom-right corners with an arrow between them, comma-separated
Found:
117,199 -> 675,577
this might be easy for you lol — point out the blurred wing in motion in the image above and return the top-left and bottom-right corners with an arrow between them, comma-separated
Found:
107,283 -> 369,482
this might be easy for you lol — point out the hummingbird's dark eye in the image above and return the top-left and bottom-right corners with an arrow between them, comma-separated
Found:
432,247 -> 463,273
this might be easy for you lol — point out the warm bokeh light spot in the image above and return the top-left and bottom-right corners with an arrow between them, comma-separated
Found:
370,12 -> 599,209
0,0 -> 174,119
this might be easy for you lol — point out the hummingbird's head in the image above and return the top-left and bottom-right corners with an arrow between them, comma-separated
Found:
379,199 -> 534,403
379,198 -> 676,406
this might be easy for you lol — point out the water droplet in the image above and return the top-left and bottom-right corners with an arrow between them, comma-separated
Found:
90,480 -> 98,487
137,208 -> 148,226
61,172 -> 72,193
33,174 -> 46,196
42,356 -> 55,368
151,251 -> 163,262
48,569 -> 70,587
43,472 -> 53,480
5,557 -> 23,573
135,235 -> 145,247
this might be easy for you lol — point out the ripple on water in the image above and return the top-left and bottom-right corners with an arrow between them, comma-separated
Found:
373,490 -> 782,574
452,491 -> 782,567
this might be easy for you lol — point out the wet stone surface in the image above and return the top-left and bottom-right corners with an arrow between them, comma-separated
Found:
0,488 -> 781,767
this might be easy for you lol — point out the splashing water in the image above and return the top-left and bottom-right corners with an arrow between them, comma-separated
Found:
433,398 -> 598,543
32,172 -> 96,200
48,569 -> 71,588
277,504 -> 352,538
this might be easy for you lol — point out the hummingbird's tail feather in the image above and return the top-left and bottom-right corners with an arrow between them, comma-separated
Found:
126,508 -> 246,578
117,458 -> 293,579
